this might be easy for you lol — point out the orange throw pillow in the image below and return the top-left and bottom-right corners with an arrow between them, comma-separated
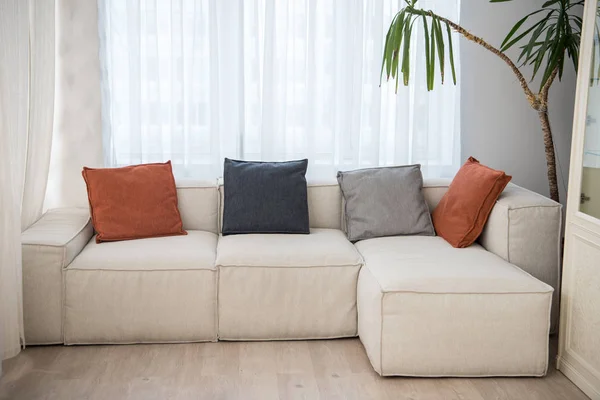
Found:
432,157 -> 511,248
82,161 -> 187,243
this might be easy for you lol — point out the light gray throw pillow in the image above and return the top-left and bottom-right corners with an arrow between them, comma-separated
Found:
337,165 -> 435,241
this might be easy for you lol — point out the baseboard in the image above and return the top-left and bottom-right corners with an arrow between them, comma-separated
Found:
557,356 -> 600,400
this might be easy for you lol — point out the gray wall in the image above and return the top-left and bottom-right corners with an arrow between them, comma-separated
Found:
460,0 -> 578,206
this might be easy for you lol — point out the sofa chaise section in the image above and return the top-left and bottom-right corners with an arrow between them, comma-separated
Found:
356,236 -> 553,377
21,208 -> 94,345
423,180 -> 562,332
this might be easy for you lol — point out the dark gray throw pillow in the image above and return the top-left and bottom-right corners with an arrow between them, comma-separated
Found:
222,158 -> 310,235
337,165 -> 435,241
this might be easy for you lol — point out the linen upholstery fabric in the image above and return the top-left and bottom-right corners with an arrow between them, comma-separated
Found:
176,183 -> 219,233
337,165 -> 434,241
82,161 -> 186,243
222,158 -> 309,235
479,183 -> 562,333
422,179 -> 452,211
355,236 -> 553,377
216,229 -> 363,340
21,208 -> 93,344
64,231 -> 217,344
307,183 -> 343,229
433,157 -> 512,248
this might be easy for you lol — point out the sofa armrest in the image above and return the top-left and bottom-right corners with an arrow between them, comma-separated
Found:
22,207 -> 93,265
21,208 -> 93,344
479,183 -> 562,332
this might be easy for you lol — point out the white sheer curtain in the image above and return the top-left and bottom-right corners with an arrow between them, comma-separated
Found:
99,0 -> 460,181
0,0 -> 55,371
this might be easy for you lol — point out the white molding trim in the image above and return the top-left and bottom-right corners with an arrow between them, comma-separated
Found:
558,356 -> 600,400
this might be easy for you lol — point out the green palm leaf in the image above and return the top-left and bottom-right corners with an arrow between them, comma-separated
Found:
380,0 -> 582,92
498,0 -> 582,89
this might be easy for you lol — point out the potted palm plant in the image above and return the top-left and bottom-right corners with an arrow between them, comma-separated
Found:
381,0 -> 584,202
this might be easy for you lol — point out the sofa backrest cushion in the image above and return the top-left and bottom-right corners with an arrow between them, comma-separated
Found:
176,179 -> 450,235
176,182 -> 219,234
214,179 -> 451,234
423,179 -> 451,212
307,184 -> 344,229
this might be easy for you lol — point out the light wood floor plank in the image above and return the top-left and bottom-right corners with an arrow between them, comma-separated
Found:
277,373 -> 320,400
0,337 -> 589,400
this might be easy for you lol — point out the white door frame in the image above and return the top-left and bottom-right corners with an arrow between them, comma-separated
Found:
557,0 -> 600,398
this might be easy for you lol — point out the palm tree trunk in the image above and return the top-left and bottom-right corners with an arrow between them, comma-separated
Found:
538,68 -> 560,203
538,110 -> 560,203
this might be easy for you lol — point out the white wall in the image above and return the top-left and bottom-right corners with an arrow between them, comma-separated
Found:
45,0 -> 103,209
460,0 -> 578,206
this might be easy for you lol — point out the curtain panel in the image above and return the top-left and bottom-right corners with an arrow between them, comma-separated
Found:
99,0 -> 460,181
0,0 -> 55,369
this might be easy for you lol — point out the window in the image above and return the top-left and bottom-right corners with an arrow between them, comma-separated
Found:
98,0 -> 460,181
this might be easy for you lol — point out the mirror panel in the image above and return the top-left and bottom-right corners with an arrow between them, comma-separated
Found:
581,10 -> 600,219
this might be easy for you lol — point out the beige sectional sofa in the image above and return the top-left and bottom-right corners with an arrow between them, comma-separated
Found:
21,180 -> 561,377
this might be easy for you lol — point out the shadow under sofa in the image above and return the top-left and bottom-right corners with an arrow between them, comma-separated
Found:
21,179 -> 561,377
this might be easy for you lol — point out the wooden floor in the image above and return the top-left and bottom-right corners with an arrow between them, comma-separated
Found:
0,337 -> 588,400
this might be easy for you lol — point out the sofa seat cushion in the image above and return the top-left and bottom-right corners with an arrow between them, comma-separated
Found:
68,230 -> 216,271
216,228 -> 362,267
64,231 -> 218,344
216,229 -> 363,340
355,236 -> 553,377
